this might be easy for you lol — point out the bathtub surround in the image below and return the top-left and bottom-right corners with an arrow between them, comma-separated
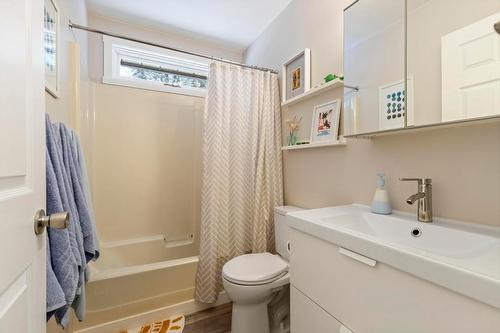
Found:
195,62 -> 284,303
72,83 -> 203,330
89,83 -> 203,245
244,0 -> 500,227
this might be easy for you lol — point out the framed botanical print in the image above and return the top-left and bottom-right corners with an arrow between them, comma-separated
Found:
310,100 -> 341,143
282,49 -> 310,102
44,0 -> 59,98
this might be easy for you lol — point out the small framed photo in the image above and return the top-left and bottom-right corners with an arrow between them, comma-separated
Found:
44,0 -> 59,98
282,49 -> 311,102
310,100 -> 341,143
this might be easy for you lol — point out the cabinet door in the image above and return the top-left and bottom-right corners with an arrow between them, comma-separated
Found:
289,229 -> 500,333
291,286 -> 343,333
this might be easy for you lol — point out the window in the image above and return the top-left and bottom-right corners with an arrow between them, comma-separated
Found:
103,36 -> 208,97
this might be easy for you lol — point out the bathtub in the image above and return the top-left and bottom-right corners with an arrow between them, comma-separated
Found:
74,235 -> 199,330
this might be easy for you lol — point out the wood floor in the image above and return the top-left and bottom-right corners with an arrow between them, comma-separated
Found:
183,303 -> 232,333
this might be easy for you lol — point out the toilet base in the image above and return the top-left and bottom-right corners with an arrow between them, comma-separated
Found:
231,302 -> 271,333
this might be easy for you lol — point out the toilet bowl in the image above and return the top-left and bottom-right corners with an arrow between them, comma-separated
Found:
222,206 -> 302,333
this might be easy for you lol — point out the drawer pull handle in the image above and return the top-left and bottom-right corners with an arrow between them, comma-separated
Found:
339,247 -> 377,267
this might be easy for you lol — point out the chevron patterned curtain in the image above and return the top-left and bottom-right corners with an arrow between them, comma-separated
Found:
195,62 -> 284,303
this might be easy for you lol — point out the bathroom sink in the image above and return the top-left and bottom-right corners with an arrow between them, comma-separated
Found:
321,212 -> 499,259
287,204 -> 500,309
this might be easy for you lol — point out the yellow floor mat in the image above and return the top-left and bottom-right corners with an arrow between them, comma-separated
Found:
123,315 -> 185,333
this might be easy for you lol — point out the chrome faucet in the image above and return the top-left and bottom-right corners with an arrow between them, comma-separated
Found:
400,178 -> 433,223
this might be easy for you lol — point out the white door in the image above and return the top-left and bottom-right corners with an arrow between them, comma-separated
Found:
0,0 -> 46,332
442,12 -> 500,121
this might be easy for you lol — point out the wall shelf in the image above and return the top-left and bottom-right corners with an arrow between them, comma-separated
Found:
281,140 -> 347,151
281,79 -> 344,107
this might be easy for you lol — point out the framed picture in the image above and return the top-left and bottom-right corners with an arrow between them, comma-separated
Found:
310,100 -> 341,143
282,49 -> 310,102
44,0 -> 59,98
378,76 -> 414,130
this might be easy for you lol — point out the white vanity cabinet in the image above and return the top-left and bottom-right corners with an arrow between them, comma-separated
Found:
291,286 -> 344,333
289,228 -> 500,333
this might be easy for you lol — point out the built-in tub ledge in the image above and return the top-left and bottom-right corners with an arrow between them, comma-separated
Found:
89,256 -> 199,282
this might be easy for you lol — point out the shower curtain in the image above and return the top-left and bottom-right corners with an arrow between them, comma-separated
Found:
195,62 -> 283,303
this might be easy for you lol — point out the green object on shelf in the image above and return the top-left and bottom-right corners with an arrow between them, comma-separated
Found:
287,133 -> 298,146
324,74 -> 336,82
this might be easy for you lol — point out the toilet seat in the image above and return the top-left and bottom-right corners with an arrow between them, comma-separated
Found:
222,253 -> 288,286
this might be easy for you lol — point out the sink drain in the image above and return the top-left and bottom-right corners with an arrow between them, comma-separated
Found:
411,227 -> 422,237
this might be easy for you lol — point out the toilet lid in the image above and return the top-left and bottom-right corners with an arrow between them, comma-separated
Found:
222,253 -> 288,285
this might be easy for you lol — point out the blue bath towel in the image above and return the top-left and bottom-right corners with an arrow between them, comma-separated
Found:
46,235 -> 67,316
72,130 -> 100,258
57,124 -> 100,320
58,124 -> 97,261
46,118 -> 82,326
52,122 -> 86,271
70,129 -> 100,321
45,114 -> 100,327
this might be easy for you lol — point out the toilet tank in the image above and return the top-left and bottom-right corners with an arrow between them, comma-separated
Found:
274,206 -> 302,260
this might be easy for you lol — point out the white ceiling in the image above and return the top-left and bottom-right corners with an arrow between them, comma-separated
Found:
86,0 -> 292,50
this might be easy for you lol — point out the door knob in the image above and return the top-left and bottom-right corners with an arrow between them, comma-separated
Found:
34,209 -> 69,235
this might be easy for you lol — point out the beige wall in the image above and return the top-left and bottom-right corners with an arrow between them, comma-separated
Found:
244,0 -> 500,227
90,83 -> 203,244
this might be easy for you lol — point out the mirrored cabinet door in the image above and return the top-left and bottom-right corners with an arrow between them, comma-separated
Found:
344,0 -> 500,136
407,0 -> 500,126
343,0 -> 407,135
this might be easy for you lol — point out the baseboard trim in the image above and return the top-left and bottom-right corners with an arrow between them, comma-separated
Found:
74,292 -> 230,333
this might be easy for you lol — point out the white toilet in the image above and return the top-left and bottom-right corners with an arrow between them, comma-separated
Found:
222,206 -> 302,333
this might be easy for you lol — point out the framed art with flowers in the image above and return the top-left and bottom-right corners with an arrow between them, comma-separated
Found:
310,100 -> 341,143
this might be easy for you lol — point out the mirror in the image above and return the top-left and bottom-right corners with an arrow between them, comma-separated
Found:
343,0 -> 500,136
343,0 -> 406,134
407,0 -> 500,126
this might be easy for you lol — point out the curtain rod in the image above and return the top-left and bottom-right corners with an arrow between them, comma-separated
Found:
69,21 -> 279,74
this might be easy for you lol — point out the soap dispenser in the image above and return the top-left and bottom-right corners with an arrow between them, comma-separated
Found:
371,173 -> 392,215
